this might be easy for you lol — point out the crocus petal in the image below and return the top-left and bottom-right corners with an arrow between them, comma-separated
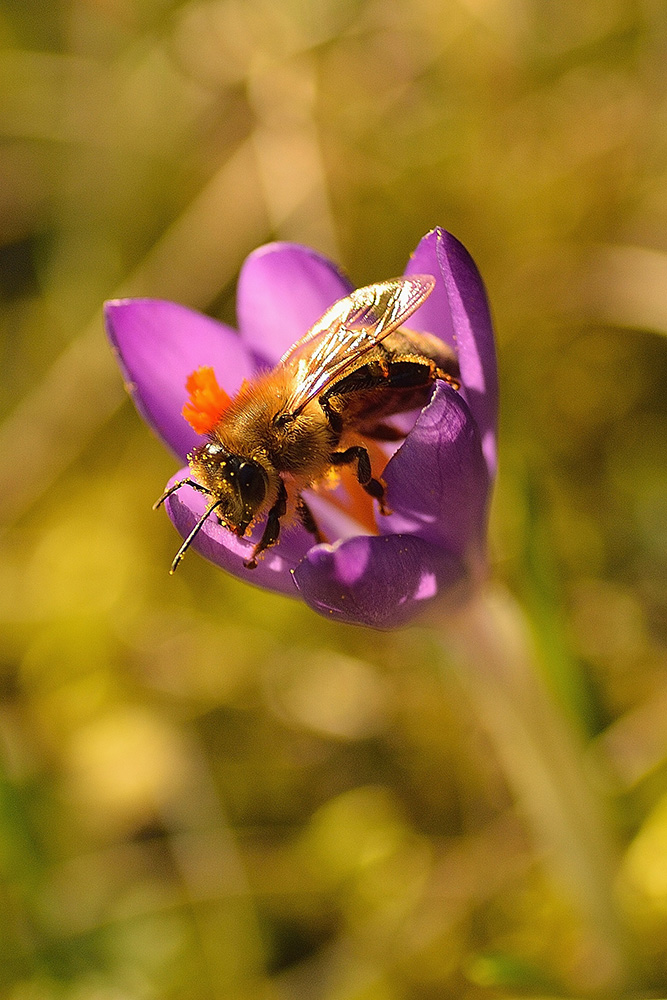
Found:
105,299 -> 254,462
236,242 -> 353,365
163,470 -> 314,597
382,383 -> 490,560
292,533 -> 467,629
404,228 -> 498,477
302,490 -> 376,544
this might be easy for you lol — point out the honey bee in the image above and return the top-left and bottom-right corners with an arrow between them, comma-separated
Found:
155,274 -> 460,571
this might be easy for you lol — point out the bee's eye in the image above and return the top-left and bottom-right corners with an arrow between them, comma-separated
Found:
237,462 -> 267,510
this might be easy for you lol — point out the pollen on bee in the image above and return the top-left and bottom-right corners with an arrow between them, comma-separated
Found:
182,366 -> 232,435
318,467 -> 342,490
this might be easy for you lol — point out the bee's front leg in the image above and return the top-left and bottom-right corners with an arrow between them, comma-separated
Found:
330,446 -> 390,515
244,480 -> 288,569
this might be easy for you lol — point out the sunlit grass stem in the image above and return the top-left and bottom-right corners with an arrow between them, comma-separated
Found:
442,584 -> 627,991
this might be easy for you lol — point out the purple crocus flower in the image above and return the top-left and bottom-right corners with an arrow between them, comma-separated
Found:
104,228 -> 497,628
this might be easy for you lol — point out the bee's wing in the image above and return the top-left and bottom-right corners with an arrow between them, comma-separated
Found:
282,274 -> 435,416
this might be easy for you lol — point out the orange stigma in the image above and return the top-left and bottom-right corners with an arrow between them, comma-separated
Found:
182,366 -> 232,435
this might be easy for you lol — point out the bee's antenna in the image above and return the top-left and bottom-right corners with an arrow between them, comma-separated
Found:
169,501 -> 222,574
153,478 -> 212,510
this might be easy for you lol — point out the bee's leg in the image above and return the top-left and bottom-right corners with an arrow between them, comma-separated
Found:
244,480 -> 288,570
319,396 -> 344,435
296,495 -> 326,544
330,446 -> 389,515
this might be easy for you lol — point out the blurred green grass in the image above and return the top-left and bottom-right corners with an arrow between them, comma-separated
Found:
1,0 -> 666,997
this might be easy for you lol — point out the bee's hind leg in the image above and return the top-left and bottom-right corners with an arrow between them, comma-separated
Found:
244,480 -> 288,570
330,446 -> 390,516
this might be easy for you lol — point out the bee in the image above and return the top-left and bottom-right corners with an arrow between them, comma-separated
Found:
155,274 -> 460,571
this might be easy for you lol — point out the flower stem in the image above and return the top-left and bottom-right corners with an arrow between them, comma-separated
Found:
440,583 -> 627,990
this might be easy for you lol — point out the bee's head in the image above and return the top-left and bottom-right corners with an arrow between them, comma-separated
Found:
189,442 -> 269,536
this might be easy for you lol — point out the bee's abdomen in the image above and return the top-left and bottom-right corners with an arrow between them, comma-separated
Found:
384,329 -> 459,377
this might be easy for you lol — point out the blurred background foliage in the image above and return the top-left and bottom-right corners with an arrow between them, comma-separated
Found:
0,0 -> 666,997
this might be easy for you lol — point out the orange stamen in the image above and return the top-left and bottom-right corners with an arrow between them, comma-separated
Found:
182,366 -> 232,435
